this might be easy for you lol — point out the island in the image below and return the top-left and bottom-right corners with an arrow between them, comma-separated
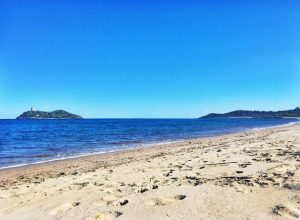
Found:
201,107 -> 300,118
16,108 -> 83,119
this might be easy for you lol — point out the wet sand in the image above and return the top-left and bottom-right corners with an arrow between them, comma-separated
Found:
0,124 -> 299,220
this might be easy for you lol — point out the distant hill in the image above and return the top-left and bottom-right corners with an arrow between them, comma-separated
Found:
201,107 -> 300,118
16,110 -> 83,119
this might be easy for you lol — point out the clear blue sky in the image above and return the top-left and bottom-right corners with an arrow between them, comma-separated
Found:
1,1 -> 300,118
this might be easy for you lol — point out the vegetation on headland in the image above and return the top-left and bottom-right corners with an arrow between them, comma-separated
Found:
16,110 -> 83,119
201,107 -> 300,118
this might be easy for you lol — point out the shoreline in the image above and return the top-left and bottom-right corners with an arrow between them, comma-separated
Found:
0,140 -> 182,171
0,122 -> 299,181
1,123 -> 299,219
1,119 -> 299,171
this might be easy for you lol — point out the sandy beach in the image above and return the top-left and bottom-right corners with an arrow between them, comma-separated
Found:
0,124 -> 299,220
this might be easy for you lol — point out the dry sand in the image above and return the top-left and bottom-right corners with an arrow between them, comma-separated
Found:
0,124 -> 300,220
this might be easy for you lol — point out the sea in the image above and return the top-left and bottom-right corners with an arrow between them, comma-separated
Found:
0,118 -> 298,169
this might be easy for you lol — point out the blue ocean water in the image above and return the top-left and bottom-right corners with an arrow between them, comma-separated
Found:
0,118 -> 298,168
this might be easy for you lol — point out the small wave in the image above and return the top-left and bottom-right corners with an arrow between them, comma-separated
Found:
248,120 -> 300,132
0,140 -> 183,170
0,151 -> 104,170
31,154 -> 52,158
109,140 -> 143,145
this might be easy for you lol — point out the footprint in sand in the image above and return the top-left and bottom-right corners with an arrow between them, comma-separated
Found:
272,204 -> 299,219
95,211 -> 122,220
113,199 -> 129,207
103,195 -> 119,204
92,199 -> 109,206
48,202 -> 77,215
146,194 -> 186,206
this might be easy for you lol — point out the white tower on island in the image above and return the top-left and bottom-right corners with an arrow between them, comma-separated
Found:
31,107 -> 36,112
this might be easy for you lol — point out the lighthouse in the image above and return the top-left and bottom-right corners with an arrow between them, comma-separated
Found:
31,107 -> 36,112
